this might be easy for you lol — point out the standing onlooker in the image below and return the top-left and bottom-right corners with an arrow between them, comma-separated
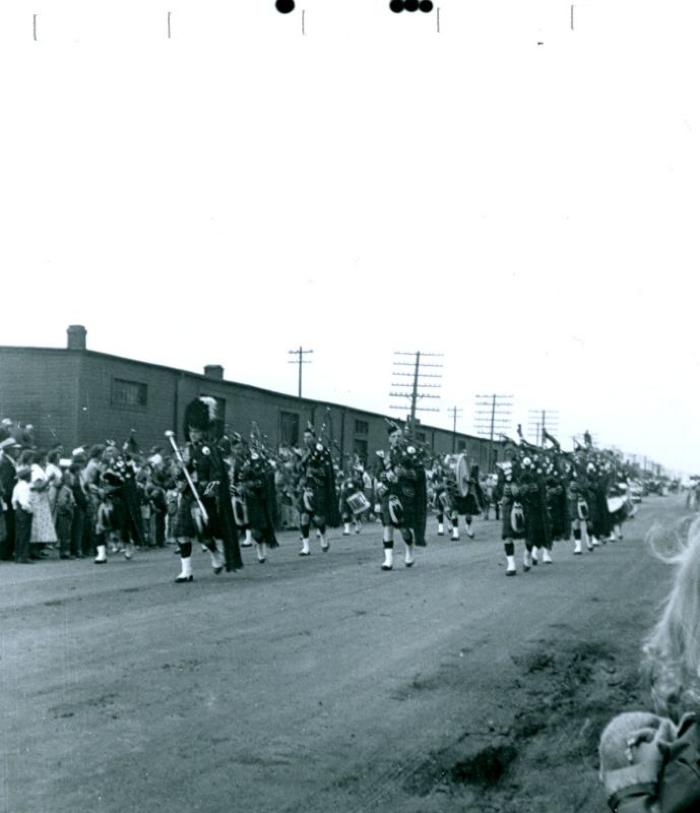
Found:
0,438 -> 20,561
29,450 -> 58,554
11,465 -> 33,564
69,454 -> 89,558
55,467 -> 76,559
46,450 -> 63,518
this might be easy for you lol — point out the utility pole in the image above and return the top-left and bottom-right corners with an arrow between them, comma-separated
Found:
527,408 -> 559,446
474,394 -> 514,473
288,346 -> 313,398
389,351 -> 443,437
447,406 -> 463,453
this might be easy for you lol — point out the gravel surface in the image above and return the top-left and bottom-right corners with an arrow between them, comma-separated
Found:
0,495 -> 682,813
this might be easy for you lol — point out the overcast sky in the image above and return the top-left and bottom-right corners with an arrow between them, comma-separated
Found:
1,1 -> 698,473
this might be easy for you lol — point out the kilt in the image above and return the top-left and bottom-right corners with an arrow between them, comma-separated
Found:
452,493 -> 480,517
502,500 -> 527,540
174,492 -> 223,540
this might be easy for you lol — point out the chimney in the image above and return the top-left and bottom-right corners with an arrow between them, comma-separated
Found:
67,325 -> 87,350
204,364 -> 224,380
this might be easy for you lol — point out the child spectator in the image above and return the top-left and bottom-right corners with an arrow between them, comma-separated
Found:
11,465 -> 33,564
55,466 -> 76,559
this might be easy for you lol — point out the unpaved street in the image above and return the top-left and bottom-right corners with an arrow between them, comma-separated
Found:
1,497 -> 681,813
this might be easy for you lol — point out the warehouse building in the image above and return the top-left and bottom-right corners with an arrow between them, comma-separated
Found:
0,326 -> 500,468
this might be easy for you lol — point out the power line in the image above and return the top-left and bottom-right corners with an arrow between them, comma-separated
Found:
527,408 -> 559,446
447,405 -> 464,453
389,351 -> 444,433
474,394 -> 513,472
288,346 -> 313,398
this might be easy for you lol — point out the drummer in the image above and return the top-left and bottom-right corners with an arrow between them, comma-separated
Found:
447,459 -> 485,541
339,464 -> 368,535
431,458 -> 454,537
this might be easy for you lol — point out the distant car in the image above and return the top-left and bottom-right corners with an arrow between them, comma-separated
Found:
629,481 -> 644,503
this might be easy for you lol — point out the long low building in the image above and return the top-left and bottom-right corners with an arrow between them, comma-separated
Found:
0,325 -> 502,469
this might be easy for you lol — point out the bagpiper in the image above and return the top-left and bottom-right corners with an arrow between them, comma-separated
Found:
296,423 -> 340,556
238,441 -> 279,564
376,421 -> 427,571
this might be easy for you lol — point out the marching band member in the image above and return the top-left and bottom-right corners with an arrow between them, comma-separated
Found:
431,460 -> 453,537
296,424 -> 339,556
238,444 -> 279,564
569,463 -> 594,555
448,463 -> 484,541
376,421 -> 427,571
544,458 -> 570,558
500,455 -> 526,576
222,434 -> 254,548
521,456 -> 552,569
339,465 -> 367,535
173,397 -> 242,583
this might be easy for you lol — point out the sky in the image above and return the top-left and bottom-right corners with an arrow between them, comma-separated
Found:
1,1 -> 699,473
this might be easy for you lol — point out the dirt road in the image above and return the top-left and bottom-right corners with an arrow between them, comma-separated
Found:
0,496 -> 684,813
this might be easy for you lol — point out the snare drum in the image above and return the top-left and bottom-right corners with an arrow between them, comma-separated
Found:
347,491 -> 371,515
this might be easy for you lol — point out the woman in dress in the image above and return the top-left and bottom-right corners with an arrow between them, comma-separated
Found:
29,449 -> 58,553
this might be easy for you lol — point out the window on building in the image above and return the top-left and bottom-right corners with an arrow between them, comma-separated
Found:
354,419 -> 369,435
457,440 -> 466,452
111,378 -> 147,408
280,411 -> 300,447
416,431 -> 427,443
353,438 -> 368,462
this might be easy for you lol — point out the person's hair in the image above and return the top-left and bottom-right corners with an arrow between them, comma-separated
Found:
35,448 -> 48,466
18,450 -> 35,466
47,450 -> 60,465
643,516 -> 700,716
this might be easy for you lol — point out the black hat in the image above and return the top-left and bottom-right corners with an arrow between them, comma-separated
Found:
184,397 -> 218,441
386,419 -> 401,436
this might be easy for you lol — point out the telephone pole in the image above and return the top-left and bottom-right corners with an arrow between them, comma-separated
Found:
447,406 -> 464,453
527,409 -> 559,446
288,346 -> 313,398
474,394 -> 514,472
389,351 -> 443,436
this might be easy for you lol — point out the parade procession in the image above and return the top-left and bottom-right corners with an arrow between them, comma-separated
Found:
0,397 -> 643,582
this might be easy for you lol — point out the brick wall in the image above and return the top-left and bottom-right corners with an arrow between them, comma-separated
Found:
0,347 -> 497,469
0,349 -> 80,449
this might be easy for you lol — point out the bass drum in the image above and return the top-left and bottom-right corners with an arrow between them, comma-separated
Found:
450,453 -> 471,498
607,496 -> 626,514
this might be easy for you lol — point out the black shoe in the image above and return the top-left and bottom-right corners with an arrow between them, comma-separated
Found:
213,566 -> 223,575
299,550 -> 310,556
405,561 -> 414,568
94,558 -> 107,564
381,564 -> 393,571
174,574 -> 194,583
321,544 -> 330,553
257,558 -> 266,564
506,569 -> 516,577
